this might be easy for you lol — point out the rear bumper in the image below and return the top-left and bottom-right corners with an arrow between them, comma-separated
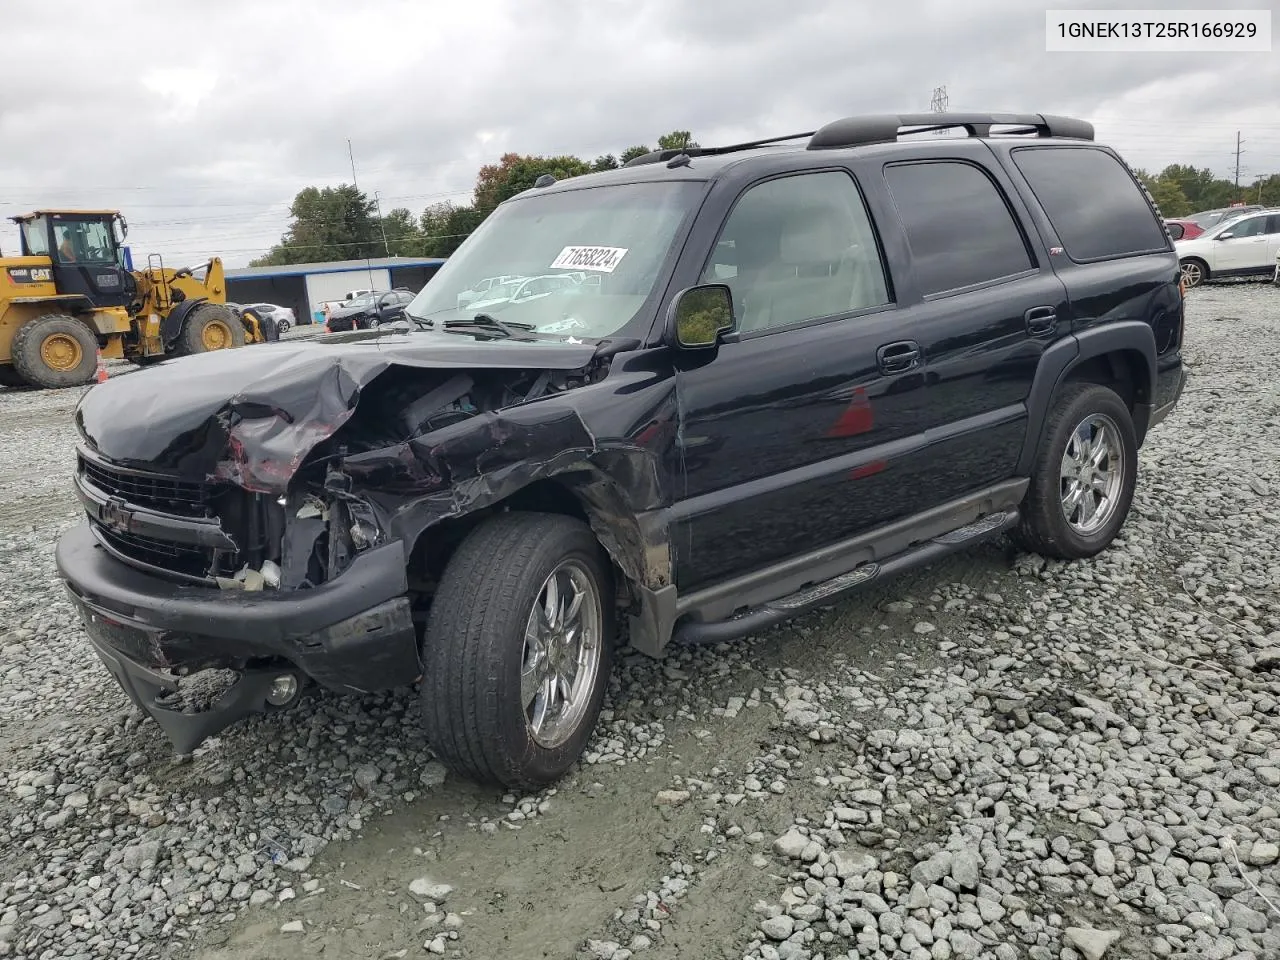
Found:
55,522 -> 420,752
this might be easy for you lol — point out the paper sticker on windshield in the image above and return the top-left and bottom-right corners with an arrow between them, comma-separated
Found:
550,245 -> 628,273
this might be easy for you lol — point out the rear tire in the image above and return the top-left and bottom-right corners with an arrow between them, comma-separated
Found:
173,303 -> 245,356
1012,382 -> 1138,560
10,314 -> 98,389
420,512 -> 616,790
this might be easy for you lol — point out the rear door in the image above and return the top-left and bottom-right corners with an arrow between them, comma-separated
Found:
1265,214 -> 1280,268
864,142 -> 1071,499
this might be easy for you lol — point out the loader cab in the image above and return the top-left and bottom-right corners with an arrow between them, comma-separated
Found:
11,210 -> 135,309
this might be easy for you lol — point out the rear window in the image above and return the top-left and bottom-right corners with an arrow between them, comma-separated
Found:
1011,146 -> 1169,261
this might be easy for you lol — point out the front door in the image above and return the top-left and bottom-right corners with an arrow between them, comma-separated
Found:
669,168 -> 928,593
1212,214 -> 1273,273
49,217 -> 133,308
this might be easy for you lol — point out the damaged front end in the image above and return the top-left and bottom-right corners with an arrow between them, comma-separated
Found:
57,335 -> 651,753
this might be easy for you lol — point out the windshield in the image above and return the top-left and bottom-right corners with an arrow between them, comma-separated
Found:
1187,207 -> 1254,229
407,180 -> 705,339
344,294 -> 377,309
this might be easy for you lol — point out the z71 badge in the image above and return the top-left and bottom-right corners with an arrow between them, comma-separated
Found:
7,266 -> 53,284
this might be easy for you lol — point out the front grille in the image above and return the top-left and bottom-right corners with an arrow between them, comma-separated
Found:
78,454 -> 214,518
94,526 -> 225,581
76,449 -> 262,583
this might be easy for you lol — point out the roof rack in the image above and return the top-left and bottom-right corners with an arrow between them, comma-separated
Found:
618,114 -> 1093,169
806,113 -> 1094,150
621,132 -> 816,168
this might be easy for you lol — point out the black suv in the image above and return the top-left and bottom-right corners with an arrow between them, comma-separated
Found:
55,113 -> 1186,790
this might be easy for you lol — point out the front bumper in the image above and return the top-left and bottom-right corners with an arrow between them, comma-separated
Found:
55,523 -> 421,753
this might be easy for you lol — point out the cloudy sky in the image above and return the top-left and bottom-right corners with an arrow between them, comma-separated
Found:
2,0 -> 1276,268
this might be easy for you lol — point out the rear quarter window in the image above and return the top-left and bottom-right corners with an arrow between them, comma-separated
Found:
1010,146 -> 1170,262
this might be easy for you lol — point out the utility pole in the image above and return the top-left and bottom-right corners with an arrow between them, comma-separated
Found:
1234,131 -> 1244,191
930,86 -> 949,135
373,190 -> 391,257
347,138 -> 377,286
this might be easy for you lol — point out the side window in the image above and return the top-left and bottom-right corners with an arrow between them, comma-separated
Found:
1010,146 -> 1169,261
700,170 -> 891,334
1267,215 -> 1280,235
1225,216 -> 1265,238
21,221 -> 50,257
883,160 -> 1033,296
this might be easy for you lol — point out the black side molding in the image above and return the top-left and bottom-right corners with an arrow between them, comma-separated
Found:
673,509 -> 1020,646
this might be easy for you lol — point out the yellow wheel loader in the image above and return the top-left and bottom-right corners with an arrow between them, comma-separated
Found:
0,210 -> 266,389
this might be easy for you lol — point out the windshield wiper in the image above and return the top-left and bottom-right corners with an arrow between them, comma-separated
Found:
403,310 -> 433,330
441,313 -> 536,338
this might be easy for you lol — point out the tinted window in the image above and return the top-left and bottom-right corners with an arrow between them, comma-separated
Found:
883,161 -> 1033,295
700,170 -> 891,333
1267,215 -> 1280,235
1011,147 -> 1169,261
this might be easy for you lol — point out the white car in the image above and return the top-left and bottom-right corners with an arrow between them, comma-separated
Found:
1176,209 -> 1280,288
239,302 -> 296,334
465,274 -> 584,312
456,275 -> 526,309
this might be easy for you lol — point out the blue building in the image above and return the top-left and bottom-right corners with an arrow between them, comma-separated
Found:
224,256 -> 446,324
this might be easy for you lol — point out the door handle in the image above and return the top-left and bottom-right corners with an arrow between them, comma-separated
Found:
877,340 -> 921,374
1024,306 -> 1058,336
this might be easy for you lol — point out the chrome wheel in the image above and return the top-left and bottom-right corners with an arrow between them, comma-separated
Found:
520,559 -> 602,749
1060,413 -> 1124,535
1180,260 -> 1204,288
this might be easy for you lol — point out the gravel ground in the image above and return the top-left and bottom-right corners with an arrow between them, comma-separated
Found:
1,287 -> 1279,960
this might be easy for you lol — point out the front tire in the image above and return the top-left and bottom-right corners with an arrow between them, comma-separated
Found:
1180,258 -> 1207,288
1012,382 -> 1137,560
11,314 -> 98,388
420,512 -> 616,790
173,303 -> 246,356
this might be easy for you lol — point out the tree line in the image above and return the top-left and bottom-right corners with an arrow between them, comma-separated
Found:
249,131 -> 699,266
1133,164 -> 1280,219
248,138 -> 1280,267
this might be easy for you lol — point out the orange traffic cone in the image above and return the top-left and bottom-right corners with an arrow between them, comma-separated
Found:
95,349 -> 109,383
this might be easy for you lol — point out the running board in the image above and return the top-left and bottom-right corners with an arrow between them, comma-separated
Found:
671,509 -> 1019,646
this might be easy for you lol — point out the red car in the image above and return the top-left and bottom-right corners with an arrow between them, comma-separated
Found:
1164,219 -> 1203,241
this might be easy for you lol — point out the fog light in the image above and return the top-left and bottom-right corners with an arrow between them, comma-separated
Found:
266,674 -> 299,706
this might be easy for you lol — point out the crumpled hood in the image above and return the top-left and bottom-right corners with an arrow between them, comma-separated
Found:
74,331 -> 599,490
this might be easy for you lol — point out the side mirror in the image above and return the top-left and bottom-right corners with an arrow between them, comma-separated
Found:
1166,224 -> 1184,241
668,283 -> 735,349
1217,232 -> 1234,240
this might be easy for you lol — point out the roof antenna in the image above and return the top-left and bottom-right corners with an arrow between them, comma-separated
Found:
534,174 -> 556,188
666,153 -> 692,168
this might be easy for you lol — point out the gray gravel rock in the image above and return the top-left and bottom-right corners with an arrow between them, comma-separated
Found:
3,287 -> 1280,960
